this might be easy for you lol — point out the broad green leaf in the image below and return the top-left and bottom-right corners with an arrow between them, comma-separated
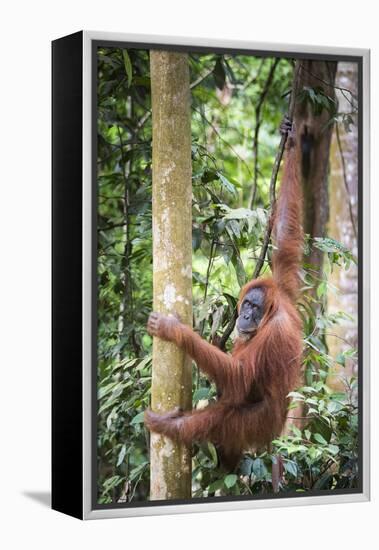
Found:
314,433 -> 327,445
231,252 -> 246,287
130,411 -> 145,425
284,460 -> 297,478
328,444 -> 339,455
135,355 -> 152,371
217,172 -> 238,196
129,461 -> 148,481
224,474 -> 238,488
253,458 -> 267,478
287,391 -> 304,401
223,207 -> 256,220
239,457 -> 254,476
317,281 -> 327,298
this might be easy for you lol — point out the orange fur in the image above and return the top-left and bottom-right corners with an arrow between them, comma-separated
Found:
145,138 -> 303,470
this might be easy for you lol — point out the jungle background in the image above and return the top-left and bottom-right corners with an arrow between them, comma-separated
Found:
96,48 -> 358,504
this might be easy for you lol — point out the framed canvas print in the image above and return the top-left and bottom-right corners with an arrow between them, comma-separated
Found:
52,31 -> 370,520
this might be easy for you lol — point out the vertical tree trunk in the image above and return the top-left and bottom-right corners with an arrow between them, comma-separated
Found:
149,51 -> 192,500
326,62 -> 358,390
285,61 -> 336,436
294,60 -> 337,284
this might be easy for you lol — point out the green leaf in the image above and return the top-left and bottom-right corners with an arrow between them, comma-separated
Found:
223,207 -> 255,220
314,433 -> 327,445
192,227 -> 202,251
327,401 -> 343,414
231,252 -> 246,287
312,419 -> 332,443
217,172 -> 238,196
129,461 -> 148,481
313,473 -> 332,490
239,457 -> 254,476
328,444 -> 339,455
130,411 -> 145,425
122,50 -> 133,87
336,352 -> 346,366
284,460 -> 297,478
317,281 -> 327,298
193,387 -> 211,402
211,305 -> 224,337
287,391 -> 304,401
135,354 -> 152,371
291,425 -> 302,438
208,479 -> 224,493
227,219 -> 241,238
288,444 -> 307,455
116,444 -> 127,466
253,458 -> 267,478
103,475 -> 123,491
98,381 -> 118,400
224,474 -> 238,488
207,442 -> 218,465
308,87 -> 316,103
201,169 -> 218,183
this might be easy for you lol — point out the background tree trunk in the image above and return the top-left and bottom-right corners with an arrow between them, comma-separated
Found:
285,60 -> 337,435
326,62 -> 358,391
294,60 -> 337,285
149,51 -> 193,500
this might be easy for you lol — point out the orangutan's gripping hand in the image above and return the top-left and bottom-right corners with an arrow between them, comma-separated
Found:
147,311 -> 181,342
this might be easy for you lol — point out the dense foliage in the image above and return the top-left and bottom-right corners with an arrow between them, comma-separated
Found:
96,48 -> 358,503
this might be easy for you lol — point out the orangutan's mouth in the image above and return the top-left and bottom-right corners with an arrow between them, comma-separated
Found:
237,327 -> 258,340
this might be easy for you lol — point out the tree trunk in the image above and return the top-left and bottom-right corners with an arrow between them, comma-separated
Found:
285,61 -> 337,435
294,60 -> 337,284
149,51 -> 192,500
326,62 -> 358,391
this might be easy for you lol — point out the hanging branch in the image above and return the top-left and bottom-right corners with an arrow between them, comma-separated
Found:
190,66 -> 215,89
248,58 -> 280,209
199,238 -> 216,338
218,60 -> 302,351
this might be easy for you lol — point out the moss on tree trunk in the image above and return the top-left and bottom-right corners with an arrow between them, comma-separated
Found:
149,51 -> 192,500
